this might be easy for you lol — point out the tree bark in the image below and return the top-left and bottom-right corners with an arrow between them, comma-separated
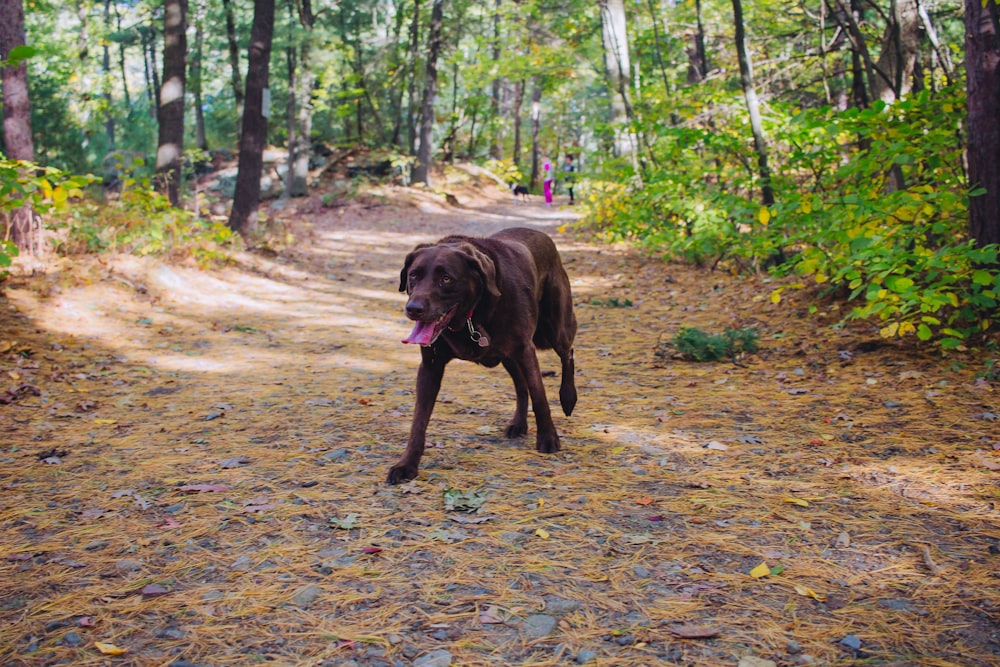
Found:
529,77 -> 542,189
191,0 -> 208,151
228,0 -> 275,235
965,0 -> 1000,249
222,0 -> 245,130
731,0 -> 774,206
512,79 -> 524,168
412,0 -> 444,186
405,0 -> 422,155
289,0 -> 314,197
872,0 -> 921,103
0,0 -> 40,255
155,0 -> 187,207
686,0 -> 708,83
489,0 -> 502,159
102,0 -> 115,152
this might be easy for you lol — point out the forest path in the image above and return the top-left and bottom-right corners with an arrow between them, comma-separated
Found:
1,187 -> 998,666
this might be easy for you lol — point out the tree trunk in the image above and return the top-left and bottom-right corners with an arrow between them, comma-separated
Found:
489,0 -> 502,159
191,0 -> 208,151
529,77 -> 542,189
600,0 -> 643,181
141,26 -> 160,119
732,0 -> 774,207
412,0 -> 444,186
686,0 -> 708,83
155,0 -> 187,207
512,79 -> 524,168
405,0 -> 422,155
223,0 -> 245,130
965,0 -> 1000,249
112,0 -> 131,108
228,0 -> 275,235
102,0 -> 115,152
289,0 -> 314,197
284,8 -> 297,198
872,0 -> 921,103
0,0 -> 40,255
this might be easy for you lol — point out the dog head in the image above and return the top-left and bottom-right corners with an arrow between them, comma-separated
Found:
399,242 -> 501,346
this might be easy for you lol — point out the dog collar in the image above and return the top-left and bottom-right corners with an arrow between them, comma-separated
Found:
448,309 -> 489,347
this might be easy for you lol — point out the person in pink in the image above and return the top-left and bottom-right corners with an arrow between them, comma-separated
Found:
542,158 -> 554,205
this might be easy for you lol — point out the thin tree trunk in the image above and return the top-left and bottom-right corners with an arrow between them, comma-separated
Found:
965,0 -> 1000,249
141,27 -> 159,119
228,0 -> 275,235
191,0 -> 208,151
512,79 -> 524,168
223,0 -> 244,130
489,0 -> 502,159
646,0 -> 671,94
687,0 -> 708,83
284,0 -> 297,198
102,0 -> 115,152
0,0 -> 40,255
290,0 -> 315,196
388,0 -> 407,147
406,0 -> 422,154
112,0 -> 131,108
155,0 -> 187,207
731,0 -> 774,207
412,0 -> 444,185
529,77 -> 542,189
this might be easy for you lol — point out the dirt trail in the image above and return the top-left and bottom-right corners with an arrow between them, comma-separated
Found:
1,189 -> 998,666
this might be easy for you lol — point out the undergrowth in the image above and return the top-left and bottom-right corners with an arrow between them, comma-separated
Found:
579,86 -> 1000,352
659,326 -> 761,362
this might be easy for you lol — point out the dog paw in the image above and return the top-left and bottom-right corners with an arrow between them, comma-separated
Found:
386,463 -> 418,485
535,432 -> 561,454
505,421 -> 528,438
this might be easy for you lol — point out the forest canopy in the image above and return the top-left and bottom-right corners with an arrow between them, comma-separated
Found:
1,0 -> 998,349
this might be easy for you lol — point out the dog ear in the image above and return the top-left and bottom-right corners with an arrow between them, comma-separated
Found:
399,245 -> 428,292
457,243 -> 501,299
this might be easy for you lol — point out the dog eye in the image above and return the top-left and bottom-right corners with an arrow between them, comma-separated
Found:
440,275 -> 452,284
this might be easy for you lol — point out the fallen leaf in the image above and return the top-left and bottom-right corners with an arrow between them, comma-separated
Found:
535,528 -> 550,539
449,513 -> 492,524
479,605 -> 504,624
750,562 -> 771,579
141,583 -> 170,598
219,456 -> 251,469
705,441 -> 728,451
665,623 -> 721,638
93,418 -> 117,425
361,547 -> 383,554
178,484 -> 229,494
77,617 -> 96,627
793,583 -> 827,601
635,496 -> 654,505
94,642 -> 127,655
972,452 -> 1000,471
835,531 -> 850,548
783,497 -> 809,507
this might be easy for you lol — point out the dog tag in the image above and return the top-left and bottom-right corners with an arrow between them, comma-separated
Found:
477,336 -> 489,347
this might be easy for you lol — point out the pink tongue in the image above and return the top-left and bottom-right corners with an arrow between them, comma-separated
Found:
402,320 -> 437,345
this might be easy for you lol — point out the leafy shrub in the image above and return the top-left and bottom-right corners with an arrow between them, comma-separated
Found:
665,326 -> 760,362
579,85 -> 999,349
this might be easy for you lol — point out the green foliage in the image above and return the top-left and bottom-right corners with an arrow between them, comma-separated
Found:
582,86 -> 998,349
48,156 -> 237,266
666,326 -> 760,362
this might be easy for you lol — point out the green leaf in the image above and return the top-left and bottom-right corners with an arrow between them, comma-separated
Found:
5,45 -> 36,65
972,269 -> 994,286
917,324 -> 932,341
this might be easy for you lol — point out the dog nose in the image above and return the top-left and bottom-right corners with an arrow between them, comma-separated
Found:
406,300 -> 425,319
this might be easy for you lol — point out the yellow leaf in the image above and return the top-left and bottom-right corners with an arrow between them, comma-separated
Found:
750,561 -> 771,578
793,584 -> 827,602
94,418 -> 117,425
783,497 -> 809,507
535,528 -> 550,540
757,206 -> 771,226
95,642 -> 127,655
800,199 -> 812,214
770,288 -> 782,304
814,273 -> 828,284
879,322 -> 899,338
898,321 -> 916,336
52,186 -> 68,206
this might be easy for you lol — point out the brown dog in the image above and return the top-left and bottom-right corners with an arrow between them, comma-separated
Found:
387,227 -> 577,484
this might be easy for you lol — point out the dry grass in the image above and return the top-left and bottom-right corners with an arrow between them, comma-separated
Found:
1,185 -> 998,666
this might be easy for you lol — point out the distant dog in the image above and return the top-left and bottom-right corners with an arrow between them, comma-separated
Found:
510,183 -> 530,203
388,227 -> 578,484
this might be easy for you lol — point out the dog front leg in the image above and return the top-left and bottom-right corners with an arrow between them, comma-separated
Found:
515,346 -> 560,453
387,354 -> 447,484
501,359 -> 529,437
